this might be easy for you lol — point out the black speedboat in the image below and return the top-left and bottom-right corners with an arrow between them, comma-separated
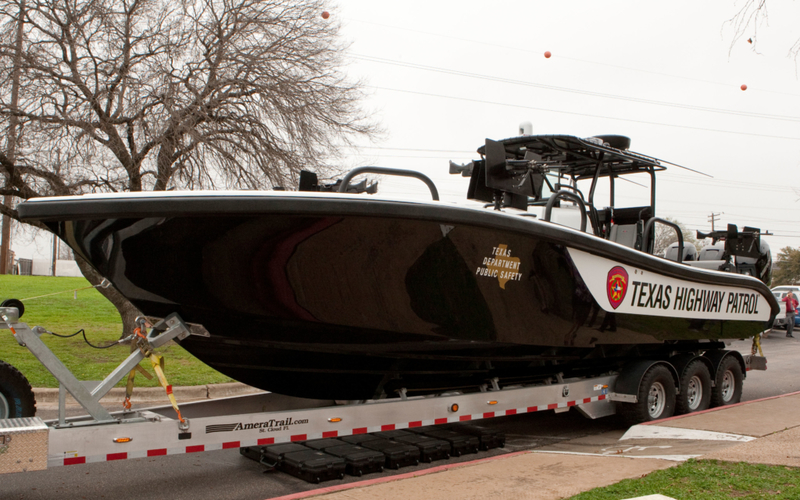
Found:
17,134 -> 778,400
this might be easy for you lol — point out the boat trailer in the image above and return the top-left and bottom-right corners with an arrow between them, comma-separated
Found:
0,305 -> 766,477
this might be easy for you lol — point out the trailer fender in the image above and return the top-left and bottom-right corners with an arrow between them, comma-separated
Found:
669,354 -> 715,386
612,360 -> 679,401
703,350 -> 747,384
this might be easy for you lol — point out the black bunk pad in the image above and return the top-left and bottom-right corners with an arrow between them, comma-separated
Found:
339,433 -> 385,446
244,443 -> 308,468
281,449 -> 346,484
405,426 -> 436,435
415,429 -> 480,457
239,445 -> 267,464
303,438 -> 346,451
323,444 -> 386,477
375,429 -> 415,440
391,434 -> 451,463
448,424 -> 506,451
360,438 -> 421,469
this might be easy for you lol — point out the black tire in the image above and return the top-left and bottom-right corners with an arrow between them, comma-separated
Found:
1,298 -> 24,318
710,356 -> 743,407
675,359 -> 712,415
0,360 -> 37,418
619,364 -> 676,425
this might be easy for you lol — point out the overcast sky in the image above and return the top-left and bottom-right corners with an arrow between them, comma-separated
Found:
14,0 -> 800,262
332,0 -> 800,255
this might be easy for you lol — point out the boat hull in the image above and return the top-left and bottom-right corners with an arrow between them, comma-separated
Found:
19,194 -> 778,399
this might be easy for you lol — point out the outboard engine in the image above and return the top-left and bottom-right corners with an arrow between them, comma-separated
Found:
696,224 -> 772,285
735,238 -> 772,285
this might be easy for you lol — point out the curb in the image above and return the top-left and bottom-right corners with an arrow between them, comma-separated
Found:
33,381 -> 263,405
641,389 -> 800,426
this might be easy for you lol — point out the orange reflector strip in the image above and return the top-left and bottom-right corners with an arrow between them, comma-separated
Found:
113,437 -> 132,443
328,417 -> 342,423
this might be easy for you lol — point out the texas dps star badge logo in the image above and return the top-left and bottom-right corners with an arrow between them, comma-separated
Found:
607,266 -> 628,310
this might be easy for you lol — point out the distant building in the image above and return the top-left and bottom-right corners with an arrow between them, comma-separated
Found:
13,258 -> 83,277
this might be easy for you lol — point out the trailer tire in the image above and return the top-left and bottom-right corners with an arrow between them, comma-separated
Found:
0,360 -> 36,419
675,359 -> 712,415
710,355 -> 743,407
620,364 -> 676,425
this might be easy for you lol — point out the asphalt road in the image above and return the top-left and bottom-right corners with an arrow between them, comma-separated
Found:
2,332 -> 798,500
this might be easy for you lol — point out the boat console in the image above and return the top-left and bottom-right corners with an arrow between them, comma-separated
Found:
446,134 -> 772,285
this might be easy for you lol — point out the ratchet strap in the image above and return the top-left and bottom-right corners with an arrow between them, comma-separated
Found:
122,364 -> 152,410
148,353 -> 186,424
752,333 -> 764,357
122,324 -> 186,423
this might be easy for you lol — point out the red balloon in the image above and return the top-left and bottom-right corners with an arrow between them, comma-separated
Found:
544,51 -> 552,59
740,84 -> 747,91
321,11 -> 330,19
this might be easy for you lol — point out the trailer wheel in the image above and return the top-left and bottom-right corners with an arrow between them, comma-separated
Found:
710,356 -> 743,407
0,360 -> 36,419
675,359 -> 712,415
620,364 -> 676,425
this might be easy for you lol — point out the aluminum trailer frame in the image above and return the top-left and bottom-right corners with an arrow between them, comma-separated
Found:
0,307 -> 765,474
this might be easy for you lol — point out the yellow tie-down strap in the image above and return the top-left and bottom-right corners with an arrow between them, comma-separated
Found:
122,350 -> 184,423
148,353 -> 186,424
122,323 -> 186,423
752,333 -> 764,357
122,364 -> 152,410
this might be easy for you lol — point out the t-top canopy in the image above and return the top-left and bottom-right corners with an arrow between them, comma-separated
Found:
476,134 -> 665,181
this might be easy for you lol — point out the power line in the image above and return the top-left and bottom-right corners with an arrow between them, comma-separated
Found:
347,18 -> 800,99
346,145 -> 474,154
352,54 -> 800,123
369,85 -> 800,142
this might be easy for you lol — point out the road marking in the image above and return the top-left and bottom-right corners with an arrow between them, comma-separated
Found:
621,425 -> 756,442
530,450 -> 697,462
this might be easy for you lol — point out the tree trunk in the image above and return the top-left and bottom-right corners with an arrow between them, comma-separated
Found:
73,252 -> 142,340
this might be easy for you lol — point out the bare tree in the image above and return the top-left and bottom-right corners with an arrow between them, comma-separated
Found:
0,0 -> 379,336
727,0 -> 800,59
652,217 -> 700,257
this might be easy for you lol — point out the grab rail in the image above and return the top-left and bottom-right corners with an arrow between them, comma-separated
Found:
338,167 -> 440,201
543,190 -> 588,233
642,217 -> 684,263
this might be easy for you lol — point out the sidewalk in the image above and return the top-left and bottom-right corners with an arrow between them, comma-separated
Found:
33,381 -> 262,406
32,381 -> 263,419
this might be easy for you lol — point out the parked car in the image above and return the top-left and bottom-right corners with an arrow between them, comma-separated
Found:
770,285 -> 800,329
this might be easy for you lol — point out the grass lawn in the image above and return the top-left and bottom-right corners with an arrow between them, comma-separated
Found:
0,275 -> 233,388
571,459 -> 800,499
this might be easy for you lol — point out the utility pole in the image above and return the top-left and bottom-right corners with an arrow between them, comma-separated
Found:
51,233 -> 57,277
708,212 -> 723,232
0,0 -> 26,275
